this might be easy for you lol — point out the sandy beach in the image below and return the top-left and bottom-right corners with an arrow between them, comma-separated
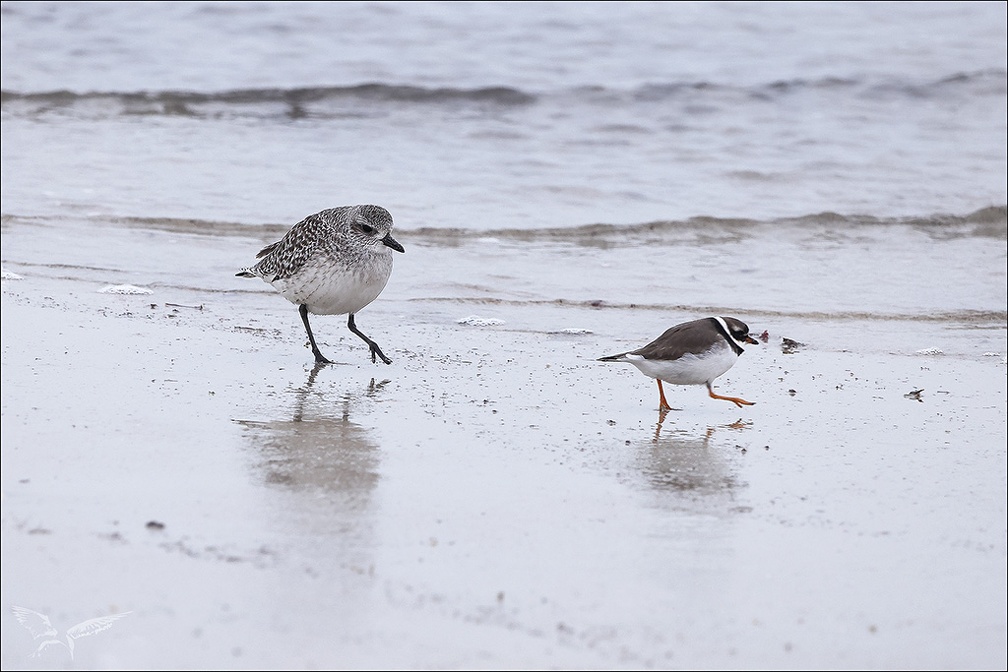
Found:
1,213 -> 1005,669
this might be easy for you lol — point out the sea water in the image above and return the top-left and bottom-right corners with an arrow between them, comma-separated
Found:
2,1 -> 1006,321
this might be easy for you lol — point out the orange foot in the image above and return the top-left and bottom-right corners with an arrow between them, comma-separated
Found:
707,383 -> 754,408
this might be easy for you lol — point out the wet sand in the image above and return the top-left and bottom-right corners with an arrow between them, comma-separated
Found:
1,215 -> 1006,669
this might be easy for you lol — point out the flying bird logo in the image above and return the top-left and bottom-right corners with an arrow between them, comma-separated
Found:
11,605 -> 131,661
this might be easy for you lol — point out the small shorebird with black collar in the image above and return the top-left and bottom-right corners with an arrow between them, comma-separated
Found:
599,316 -> 758,411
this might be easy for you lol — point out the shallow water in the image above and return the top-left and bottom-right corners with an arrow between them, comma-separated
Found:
2,1 -> 1006,228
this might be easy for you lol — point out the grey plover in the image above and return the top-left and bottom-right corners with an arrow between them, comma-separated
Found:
237,204 -> 405,365
598,316 -> 758,410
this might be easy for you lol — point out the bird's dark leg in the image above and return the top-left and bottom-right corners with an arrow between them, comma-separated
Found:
299,304 -> 333,364
706,381 -> 754,407
347,313 -> 392,364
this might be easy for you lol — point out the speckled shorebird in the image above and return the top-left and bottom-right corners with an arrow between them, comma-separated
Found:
598,316 -> 758,410
237,205 -> 405,365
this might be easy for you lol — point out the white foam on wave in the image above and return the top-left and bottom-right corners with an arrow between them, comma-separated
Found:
457,315 -> 505,327
99,284 -> 154,295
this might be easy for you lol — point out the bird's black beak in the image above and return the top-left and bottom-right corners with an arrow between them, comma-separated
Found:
744,334 -> 759,345
382,233 -> 405,253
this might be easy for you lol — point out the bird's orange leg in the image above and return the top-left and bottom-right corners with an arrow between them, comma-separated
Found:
707,382 -> 754,408
657,379 -> 672,412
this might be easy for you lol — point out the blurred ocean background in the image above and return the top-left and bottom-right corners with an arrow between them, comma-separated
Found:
3,1 -> 1006,224
2,0 -> 1006,328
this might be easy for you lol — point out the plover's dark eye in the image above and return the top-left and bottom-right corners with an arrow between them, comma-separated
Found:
361,224 -> 375,234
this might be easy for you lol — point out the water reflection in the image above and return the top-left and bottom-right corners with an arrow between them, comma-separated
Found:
233,365 -> 388,594
236,364 -> 389,514
635,413 -> 751,500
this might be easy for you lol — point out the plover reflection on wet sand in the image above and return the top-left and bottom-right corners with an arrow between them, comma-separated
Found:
598,316 -> 758,411
237,204 -> 405,365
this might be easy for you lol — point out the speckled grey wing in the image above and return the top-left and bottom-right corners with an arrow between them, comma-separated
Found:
245,213 -> 333,282
632,318 -> 720,361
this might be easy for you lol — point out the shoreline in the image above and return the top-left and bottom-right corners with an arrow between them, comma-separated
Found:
2,215 -> 1006,669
